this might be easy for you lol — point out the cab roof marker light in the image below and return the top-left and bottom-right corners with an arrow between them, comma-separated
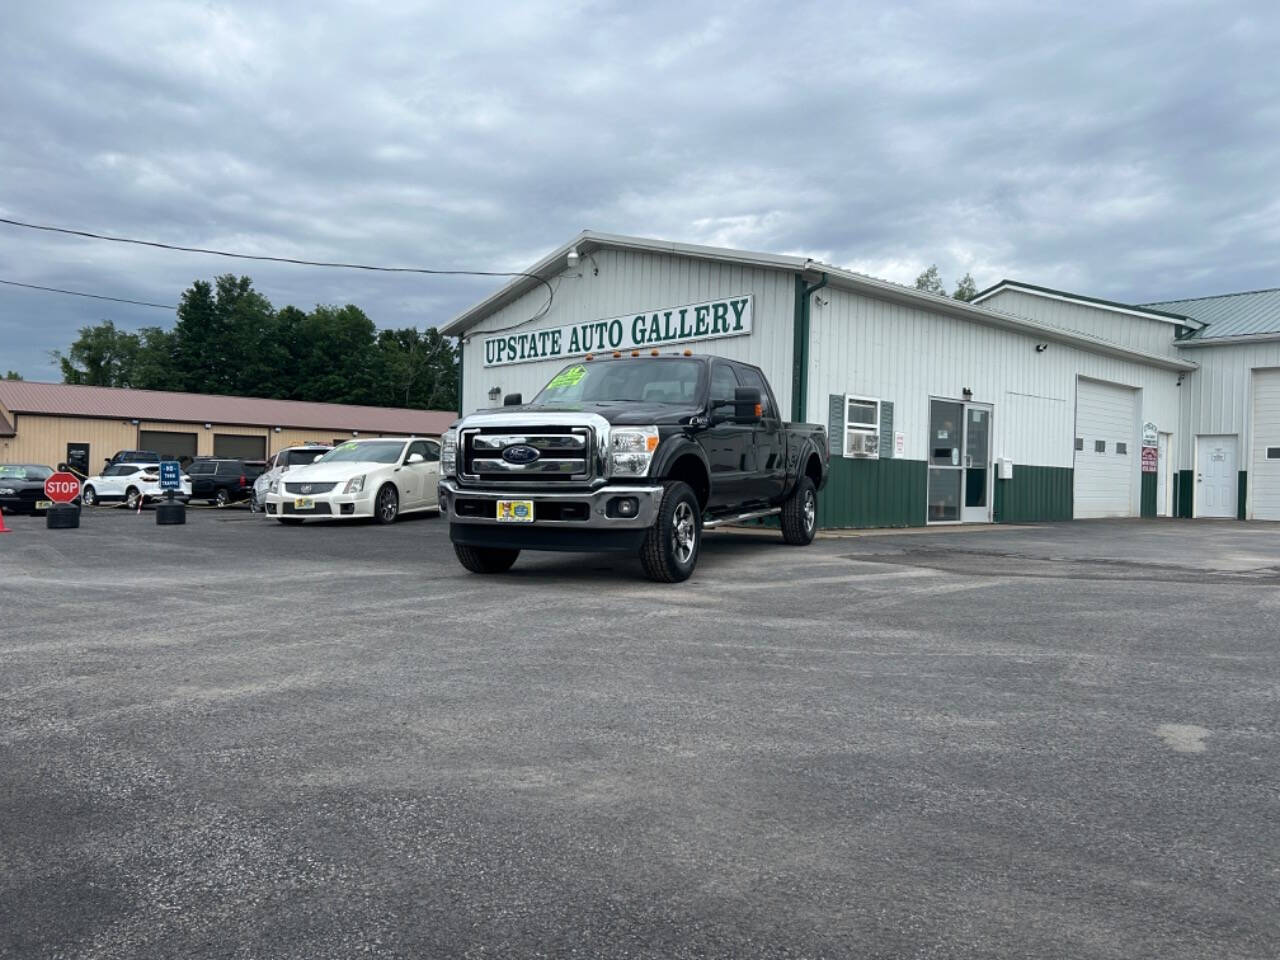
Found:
612,351 -> 621,358
585,353 -> 593,360
650,349 -> 659,356
630,350 -> 639,357
683,349 -> 693,356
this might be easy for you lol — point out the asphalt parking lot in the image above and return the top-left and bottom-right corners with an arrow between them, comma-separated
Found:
2,508 -> 1278,959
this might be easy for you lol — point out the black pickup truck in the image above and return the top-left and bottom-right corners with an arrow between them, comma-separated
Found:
439,353 -> 828,582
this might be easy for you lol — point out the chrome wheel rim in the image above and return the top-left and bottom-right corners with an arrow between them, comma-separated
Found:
379,488 -> 397,522
216,490 -> 228,506
84,488 -> 96,506
671,500 -> 696,564
803,489 -> 816,533
126,490 -> 139,508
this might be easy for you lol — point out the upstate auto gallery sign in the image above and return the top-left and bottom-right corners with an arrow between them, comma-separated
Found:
482,295 -> 753,367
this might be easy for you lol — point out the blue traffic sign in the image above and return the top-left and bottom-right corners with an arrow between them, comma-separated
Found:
159,460 -> 182,490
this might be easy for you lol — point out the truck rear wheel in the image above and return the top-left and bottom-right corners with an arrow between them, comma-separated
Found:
780,476 -> 817,545
454,544 -> 520,574
639,481 -> 700,583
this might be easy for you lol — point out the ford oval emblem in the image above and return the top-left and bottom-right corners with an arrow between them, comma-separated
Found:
502,444 -> 540,465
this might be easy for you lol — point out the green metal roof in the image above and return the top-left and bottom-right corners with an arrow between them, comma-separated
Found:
1143,288 -> 1280,341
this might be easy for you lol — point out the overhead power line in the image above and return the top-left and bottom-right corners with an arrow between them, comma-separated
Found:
0,215 -> 556,327
0,278 -> 176,310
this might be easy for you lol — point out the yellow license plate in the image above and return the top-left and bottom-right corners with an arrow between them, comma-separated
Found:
35,500 -> 52,510
496,499 -> 534,523
293,497 -> 315,510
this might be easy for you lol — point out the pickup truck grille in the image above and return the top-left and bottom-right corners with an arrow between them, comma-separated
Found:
461,427 -> 594,484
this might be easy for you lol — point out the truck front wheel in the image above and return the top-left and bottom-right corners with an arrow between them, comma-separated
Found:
454,543 -> 520,574
639,481 -> 701,583
780,476 -> 818,545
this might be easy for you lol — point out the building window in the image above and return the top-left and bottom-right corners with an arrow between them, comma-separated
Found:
1075,437 -> 1084,451
1094,440 -> 1106,453
844,394 -> 880,458
1116,442 -> 1128,455
1268,446 -> 1280,460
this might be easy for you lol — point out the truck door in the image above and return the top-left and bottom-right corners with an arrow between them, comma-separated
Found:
733,364 -> 786,503
699,361 -> 749,508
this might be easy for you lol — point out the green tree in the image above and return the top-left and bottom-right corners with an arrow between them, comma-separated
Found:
914,265 -> 946,296
3,370 -> 21,380
952,272 -> 977,302
172,275 -> 282,396
51,320 -> 141,386
289,304 -> 379,403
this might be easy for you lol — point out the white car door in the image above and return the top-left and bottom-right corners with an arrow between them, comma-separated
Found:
97,465 -> 127,499
422,439 -> 441,507
398,440 -> 429,509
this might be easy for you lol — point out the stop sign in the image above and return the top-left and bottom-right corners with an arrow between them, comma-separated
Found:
44,471 -> 81,504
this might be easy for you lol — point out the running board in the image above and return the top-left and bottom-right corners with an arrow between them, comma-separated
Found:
702,507 -> 781,529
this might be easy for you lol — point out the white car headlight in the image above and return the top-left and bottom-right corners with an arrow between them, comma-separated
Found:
268,478 -> 280,493
343,474 -> 366,494
609,426 -> 660,477
441,428 -> 458,476
0,487 -> 15,496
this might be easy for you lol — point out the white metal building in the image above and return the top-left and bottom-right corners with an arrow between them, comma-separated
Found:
443,233 -> 1225,529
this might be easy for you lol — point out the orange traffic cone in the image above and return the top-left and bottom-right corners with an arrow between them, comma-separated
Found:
0,509 -> 9,533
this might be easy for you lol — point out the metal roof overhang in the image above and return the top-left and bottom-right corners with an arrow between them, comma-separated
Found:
971,279 -> 1203,328
444,232 -> 1196,373
1175,332 -> 1280,348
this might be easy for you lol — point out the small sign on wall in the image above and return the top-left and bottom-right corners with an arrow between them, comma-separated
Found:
1142,421 -> 1158,447
895,432 -> 905,457
1141,446 -> 1158,473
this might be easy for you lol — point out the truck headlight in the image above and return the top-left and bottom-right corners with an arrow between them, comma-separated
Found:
610,426 -> 659,477
344,474 -> 366,494
441,428 -> 458,476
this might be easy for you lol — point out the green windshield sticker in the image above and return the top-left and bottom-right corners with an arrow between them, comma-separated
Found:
337,442 -> 359,451
549,365 -> 586,388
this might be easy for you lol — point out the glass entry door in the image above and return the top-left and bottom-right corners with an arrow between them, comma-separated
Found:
927,400 -> 993,524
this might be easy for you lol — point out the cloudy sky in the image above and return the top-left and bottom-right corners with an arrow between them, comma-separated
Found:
1,0 -> 1276,380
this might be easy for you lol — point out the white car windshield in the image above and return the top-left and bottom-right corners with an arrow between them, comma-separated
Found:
318,441 -> 405,464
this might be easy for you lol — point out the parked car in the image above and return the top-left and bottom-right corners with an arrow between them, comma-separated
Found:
439,354 -> 828,582
263,437 -> 440,524
187,458 -> 255,506
250,444 -> 332,512
81,462 -> 192,508
0,463 -> 56,515
105,449 -> 164,465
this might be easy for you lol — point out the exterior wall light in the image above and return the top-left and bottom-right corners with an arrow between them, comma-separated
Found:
962,388 -> 973,400
204,422 -> 212,429
488,386 -> 502,401
274,426 -> 282,433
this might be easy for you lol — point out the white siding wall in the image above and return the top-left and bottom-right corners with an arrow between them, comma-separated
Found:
807,286 -> 1183,514
979,289 -> 1185,359
1176,342 -> 1280,471
459,249 -> 796,414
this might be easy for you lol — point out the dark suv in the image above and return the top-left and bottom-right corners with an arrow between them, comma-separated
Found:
187,458 -> 254,506
107,449 -> 163,465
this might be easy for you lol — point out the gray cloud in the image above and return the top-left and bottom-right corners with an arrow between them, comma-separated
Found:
2,0 -> 1277,379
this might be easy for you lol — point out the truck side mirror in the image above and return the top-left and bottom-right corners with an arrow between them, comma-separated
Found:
733,387 -> 763,424
503,393 -> 523,406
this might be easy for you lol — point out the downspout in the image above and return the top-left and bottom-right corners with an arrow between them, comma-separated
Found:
456,338 -> 465,417
790,270 -> 828,422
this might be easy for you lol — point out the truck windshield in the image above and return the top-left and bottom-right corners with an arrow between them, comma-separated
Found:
534,359 -> 704,404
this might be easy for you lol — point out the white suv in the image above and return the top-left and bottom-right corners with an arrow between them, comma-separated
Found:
81,462 -> 191,508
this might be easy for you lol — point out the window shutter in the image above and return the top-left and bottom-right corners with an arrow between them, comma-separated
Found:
879,401 -> 895,458
828,394 -> 844,457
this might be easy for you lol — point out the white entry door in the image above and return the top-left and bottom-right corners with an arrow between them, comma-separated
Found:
1195,435 -> 1237,518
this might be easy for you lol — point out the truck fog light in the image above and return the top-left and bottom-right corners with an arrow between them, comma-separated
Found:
607,496 -> 639,518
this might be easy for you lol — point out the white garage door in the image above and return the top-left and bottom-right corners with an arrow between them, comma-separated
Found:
1074,378 -> 1137,518
1251,369 -> 1280,520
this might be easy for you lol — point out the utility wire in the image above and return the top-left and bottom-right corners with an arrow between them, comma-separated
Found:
0,277 -> 177,310
0,215 -> 556,327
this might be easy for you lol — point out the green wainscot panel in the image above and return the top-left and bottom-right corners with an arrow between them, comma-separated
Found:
1176,470 -> 1194,518
993,465 -> 1074,523
1141,473 -> 1158,518
817,457 -> 927,529
1238,471 -> 1248,521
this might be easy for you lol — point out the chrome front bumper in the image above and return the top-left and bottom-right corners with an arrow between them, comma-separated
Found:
438,478 -> 664,528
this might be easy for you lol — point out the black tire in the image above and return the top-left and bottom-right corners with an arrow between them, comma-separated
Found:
780,476 -> 818,545
454,544 -> 519,574
374,484 -> 399,524
277,517 -> 304,526
639,481 -> 701,583
215,489 -> 230,507
125,486 -> 142,510
82,485 -> 98,507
